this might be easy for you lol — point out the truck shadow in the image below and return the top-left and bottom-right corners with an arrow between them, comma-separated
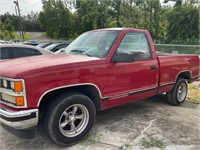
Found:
1,94 -> 199,149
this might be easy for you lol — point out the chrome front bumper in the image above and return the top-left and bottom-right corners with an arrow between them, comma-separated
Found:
0,108 -> 38,129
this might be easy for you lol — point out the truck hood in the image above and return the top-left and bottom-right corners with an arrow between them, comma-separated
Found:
0,54 -> 102,78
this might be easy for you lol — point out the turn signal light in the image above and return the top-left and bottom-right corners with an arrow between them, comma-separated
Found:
15,96 -> 24,106
14,81 -> 23,92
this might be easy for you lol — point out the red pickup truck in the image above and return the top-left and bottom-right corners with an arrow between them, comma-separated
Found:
0,28 -> 199,146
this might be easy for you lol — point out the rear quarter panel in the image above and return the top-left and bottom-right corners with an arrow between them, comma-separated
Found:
157,54 -> 199,93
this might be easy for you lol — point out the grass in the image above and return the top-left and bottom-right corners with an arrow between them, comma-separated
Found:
80,133 -> 103,145
142,137 -> 165,149
187,83 -> 200,104
24,34 -> 32,40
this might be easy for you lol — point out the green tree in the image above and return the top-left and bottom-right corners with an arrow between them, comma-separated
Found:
23,12 -> 42,32
75,0 -> 98,33
166,2 -> 199,44
39,0 -> 73,39
73,0 -> 114,33
0,17 -> 17,40
3,17 -> 15,32
36,0 -> 199,45
0,12 -> 42,32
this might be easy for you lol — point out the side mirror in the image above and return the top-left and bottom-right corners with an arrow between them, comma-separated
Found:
112,52 -> 134,63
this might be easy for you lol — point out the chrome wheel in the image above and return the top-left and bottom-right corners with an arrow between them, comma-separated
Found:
177,83 -> 187,102
59,104 -> 89,137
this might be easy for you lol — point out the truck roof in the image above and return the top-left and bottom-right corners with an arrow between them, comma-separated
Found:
92,28 -> 147,32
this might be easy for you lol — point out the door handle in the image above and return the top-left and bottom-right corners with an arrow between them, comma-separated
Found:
150,66 -> 156,70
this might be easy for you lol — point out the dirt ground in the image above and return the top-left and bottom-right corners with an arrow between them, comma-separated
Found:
1,92 -> 200,150
25,32 -> 68,43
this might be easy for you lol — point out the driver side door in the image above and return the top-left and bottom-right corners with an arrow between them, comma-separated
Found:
107,32 -> 159,102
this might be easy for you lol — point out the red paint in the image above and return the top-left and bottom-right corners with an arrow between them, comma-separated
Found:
0,28 -> 199,111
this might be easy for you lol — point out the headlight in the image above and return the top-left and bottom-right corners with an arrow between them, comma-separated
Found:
2,94 -> 24,106
2,80 -> 23,92
10,81 -> 14,89
0,78 -> 25,107
3,79 -> 8,88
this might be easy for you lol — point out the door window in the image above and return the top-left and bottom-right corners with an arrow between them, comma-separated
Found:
117,32 -> 151,61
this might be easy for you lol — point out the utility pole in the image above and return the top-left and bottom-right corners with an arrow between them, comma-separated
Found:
14,6 -> 22,38
14,0 -> 24,41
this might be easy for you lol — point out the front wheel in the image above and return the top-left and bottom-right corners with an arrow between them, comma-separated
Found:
43,93 -> 96,146
166,78 -> 188,106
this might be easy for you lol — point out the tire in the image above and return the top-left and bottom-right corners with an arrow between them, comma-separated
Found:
43,92 -> 96,146
166,78 -> 188,106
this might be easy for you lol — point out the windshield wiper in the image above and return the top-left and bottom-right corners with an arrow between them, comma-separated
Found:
70,49 -> 98,58
84,51 -> 93,57
70,49 -> 85,53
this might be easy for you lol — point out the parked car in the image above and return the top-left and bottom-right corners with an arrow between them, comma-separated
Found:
45,43 -> 69,52
36,42 -> 52,48
10,39 -> 20,43
24,40 -> 40,46
54,48 -> 66,54
0,40 -> 12,44
0,28 -> 199,146
0,44 -> 53,60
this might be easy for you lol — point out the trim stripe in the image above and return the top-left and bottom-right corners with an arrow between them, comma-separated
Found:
109,93 -> 128,100
109,86 -> 158,100
191,76 -> 199,80
159,82 -> 175,87
101,97 -> 109,101
129,87 -> 157,96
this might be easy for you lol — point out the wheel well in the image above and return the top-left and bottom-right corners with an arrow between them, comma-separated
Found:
177,71 -> 191,82
39,85 -> 101,114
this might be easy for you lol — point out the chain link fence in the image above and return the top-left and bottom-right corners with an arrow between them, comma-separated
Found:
155,44 -> 200,55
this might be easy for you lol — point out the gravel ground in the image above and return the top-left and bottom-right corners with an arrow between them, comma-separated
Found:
1,94 -> 200,150
192,81 -> 200,88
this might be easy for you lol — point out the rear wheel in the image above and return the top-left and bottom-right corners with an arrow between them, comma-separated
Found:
166,78 -> 188,106
43,93 -> 96,146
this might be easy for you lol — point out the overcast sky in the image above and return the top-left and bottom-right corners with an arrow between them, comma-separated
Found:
0,0 -> 42,15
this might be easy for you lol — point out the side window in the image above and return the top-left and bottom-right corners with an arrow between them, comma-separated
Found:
34,49 -> 42,55
0,48 -> 10,59
117,32 -> 151,61
12,48 -> 42,58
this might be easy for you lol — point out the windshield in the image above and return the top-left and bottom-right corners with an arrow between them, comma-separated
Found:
36,43 -> 46,48
64,30 -> 120,58
45,43 -> 58,50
